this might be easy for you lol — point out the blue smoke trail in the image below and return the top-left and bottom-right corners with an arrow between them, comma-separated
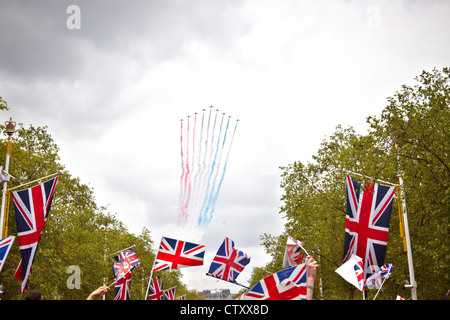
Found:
203,119 -> 238,226
197,114 -> 227,226
198,116 -> 231,228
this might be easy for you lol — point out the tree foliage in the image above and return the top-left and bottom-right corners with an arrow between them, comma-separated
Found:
256,68 -> 449,300
0,122 -> 199,300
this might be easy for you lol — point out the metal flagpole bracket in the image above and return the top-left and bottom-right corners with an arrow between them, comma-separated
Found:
8,171 -> 61,192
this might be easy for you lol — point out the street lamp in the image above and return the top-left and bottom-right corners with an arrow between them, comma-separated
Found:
0,117 -> 16,238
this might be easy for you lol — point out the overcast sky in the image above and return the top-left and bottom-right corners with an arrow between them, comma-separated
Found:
1,0 -> 449,292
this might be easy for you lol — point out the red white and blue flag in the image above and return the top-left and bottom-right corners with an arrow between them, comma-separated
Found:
342,175 -> 395,279
147,277 -> 164,300
163,286 -> 176,300
282,236 -> 305,268
354,258 -> 365,292
238,263 -> 308,300
207,237 -> 250,284
153,237 -> 205,271
335,254 -> 365,292
114,248 -> 140,274
113,271 -> 131,300
12,177 -> 58,293
365,263 -> 394,289
0,236 -> 15,273
113,248 -> 140,300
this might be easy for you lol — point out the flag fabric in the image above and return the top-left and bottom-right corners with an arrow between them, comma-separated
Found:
396,295 -> 405,300
114,248 -> 140,274
0,236 -> 15,273
354,258 -> 365,292
163,286 -> 176,300
282,236 -> 305,268
147,277 -> 164,300
113,248 -> 140,300
12,176 -> 58,293
113,270 -> 131,300
178,295 -> 186,300
365,263 -> 394,289
335,254 -> 365,292
239,263 -> 308,300
153,237 -> 205,271
207,237 -> 250,283
342,175 -> 396,279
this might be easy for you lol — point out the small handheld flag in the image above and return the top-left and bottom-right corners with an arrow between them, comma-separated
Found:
335,254 -> 365,292
239,263 -> 308,300
282,235 -> 308,268
153,237 -> 205,271
207,237 -> 250,284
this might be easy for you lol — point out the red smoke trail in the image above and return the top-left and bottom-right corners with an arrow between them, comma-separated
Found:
177,119 -> 185,226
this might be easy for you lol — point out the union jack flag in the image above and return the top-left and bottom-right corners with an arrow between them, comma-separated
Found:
239,263 -> 308,300
113,270 -> 131,300
113,248 -> 140,300
365,263 -> 394,289
282,236 -> 304,268
114,248 -> 140,274
207,237 -> 250,283
0,236 -> 15,273
153,237 -> 205,271
178,295 -> 186,300
12,176 -> 58,293
354,258 -> 365,292
342,175 -> 395,279
163,286 -> 176,300
147,277 -> 164,300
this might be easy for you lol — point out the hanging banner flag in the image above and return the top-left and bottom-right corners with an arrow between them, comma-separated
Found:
153,237 -> 205,271
12,176 -> 58,293
163,286 -> 176,300
147,277 -> 164,300
342,175 -> 395,279
335,254 -> 365,292
238,263 -> 308,300
0,235 -> 15,273
207,237 -> 250,284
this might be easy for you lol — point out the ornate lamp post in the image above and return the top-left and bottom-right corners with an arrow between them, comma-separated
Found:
0,117 -> 16,238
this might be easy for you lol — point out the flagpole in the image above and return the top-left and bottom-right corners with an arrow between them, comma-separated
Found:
106,245 -> 136,259
8,171 -> 61,192
373,276 -> 388,300
343,169 -> 397,187
144,237 -> 162,300
205,273 -> 250,289
398,173 -> 417,300
0,118 -> 15,239
395,145 -> 417,300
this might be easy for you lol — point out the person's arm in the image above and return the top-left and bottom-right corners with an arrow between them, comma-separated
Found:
87,286 -> 110,300
306,256 -> 318,300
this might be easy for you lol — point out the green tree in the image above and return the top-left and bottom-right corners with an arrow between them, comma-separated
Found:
256,68 -> 449,300
0,96 -> 7,111
0,122 -> 200,299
